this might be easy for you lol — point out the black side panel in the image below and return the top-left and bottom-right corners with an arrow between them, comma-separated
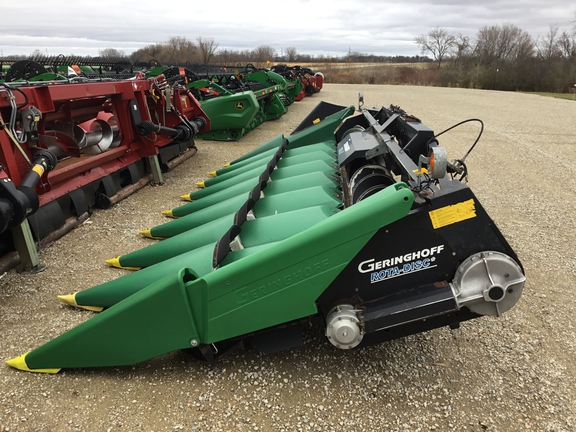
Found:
291,101 -> 348,134
360,283 -> 457,333
355,307 -> 480,349
247,325 -> 304,354
318,184 -> 520,316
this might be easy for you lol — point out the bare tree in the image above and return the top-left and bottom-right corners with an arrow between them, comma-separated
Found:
215,49 -> 231,65
99,48 -> 126,59
557,30 -> 576,58
453,34 -> 471,58
414,27 -> 456,68
165,36 -> 197,63
475,23 -> 534,62
251,45 -> 276,63
514,30 -> 535,60
143,43 -> 164,60
537,25 -> 562,60
284,47 -> 299,62
197,37 -> 219,64
130,43 -> 163,63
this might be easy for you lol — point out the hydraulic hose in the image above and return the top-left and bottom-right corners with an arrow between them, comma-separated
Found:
137,118 -> 206,142
0,149 -> 57,234
137,120 -> 187,139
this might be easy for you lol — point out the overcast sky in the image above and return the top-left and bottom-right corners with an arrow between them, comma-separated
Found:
1,0 -> 574,58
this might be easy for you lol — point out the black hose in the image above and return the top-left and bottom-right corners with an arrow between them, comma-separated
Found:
137,121 -> 184,139
2,84 -> 29,109
0,149 -> 57,234
433,118 -> 484,163
20,150 -> 58,189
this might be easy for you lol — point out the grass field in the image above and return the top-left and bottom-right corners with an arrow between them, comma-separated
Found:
286,63 -> 576,96
525,91 -> 576,101
287,62 -> 429,69
285,62 -> 435,85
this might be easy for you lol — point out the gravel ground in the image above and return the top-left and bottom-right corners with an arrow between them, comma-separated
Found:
0,84 -> 575,431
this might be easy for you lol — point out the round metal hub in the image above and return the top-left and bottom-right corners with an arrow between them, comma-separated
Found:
451,251 -> 525,316
325,305 -> 363,349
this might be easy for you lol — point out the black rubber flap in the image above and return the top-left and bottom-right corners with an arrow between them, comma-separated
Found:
247,325 -> 303,354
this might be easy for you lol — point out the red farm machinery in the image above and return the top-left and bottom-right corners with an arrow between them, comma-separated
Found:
0,58 -> 210,272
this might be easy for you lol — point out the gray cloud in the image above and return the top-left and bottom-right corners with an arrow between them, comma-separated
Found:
1,0 -> 573,57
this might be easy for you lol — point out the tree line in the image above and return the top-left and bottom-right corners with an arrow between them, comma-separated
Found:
99,38 -> 306,65
10,16 -> 576,93
92,19 -> 576,93
98,37 -> 429,66
414,21 -> 576,92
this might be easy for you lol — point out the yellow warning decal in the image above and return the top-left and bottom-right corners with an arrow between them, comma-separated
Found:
312,118 -> 321,124
31,165 -> 45,177
429,199 -> 476,229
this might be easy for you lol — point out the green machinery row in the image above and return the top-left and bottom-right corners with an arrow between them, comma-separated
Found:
6,95 -> 524,373
1,57 -> 324,142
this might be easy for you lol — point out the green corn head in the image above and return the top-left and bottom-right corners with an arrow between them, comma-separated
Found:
7,97 -> 524,373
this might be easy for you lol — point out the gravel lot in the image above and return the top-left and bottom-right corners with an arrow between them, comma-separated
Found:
0,84 -> 575,431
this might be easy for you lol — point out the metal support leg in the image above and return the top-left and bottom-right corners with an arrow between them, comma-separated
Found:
12,220 -> 45,274
147,155 -> 164,185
